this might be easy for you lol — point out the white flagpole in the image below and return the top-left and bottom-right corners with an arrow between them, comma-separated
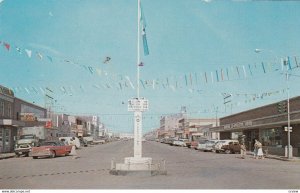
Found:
137,0 -> 141,99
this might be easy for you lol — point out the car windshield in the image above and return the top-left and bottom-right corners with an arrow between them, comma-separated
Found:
20,135 -> 34,139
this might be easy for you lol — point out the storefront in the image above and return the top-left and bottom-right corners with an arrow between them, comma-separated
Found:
211,96 -> 300,157
0,120 -> 24,153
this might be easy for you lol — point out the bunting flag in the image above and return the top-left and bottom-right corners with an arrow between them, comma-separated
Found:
248,64 -> 253,76
140,1 -> 149,56
25,49 -> 32,58
236,66 -> 240,78
287,57 -> 292,70
295,56 -> 299,67
16,46 -> 22,54
189,73 -> 193,85
185,74 -> 188,86
140,80 -> 146,89
242,65 -> 247,78
226,68 -> 229,80
4,42 -> 10,50
211,72 -> 214,83
215,70 -> 219,82
262,62 -> 266,73
47,56 -> 53,62
221,69 -> 224,81
204,72 -> 208,83
36,52 -> 43,60
88,66 -> 94,74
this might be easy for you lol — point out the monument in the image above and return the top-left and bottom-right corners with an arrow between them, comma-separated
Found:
110,0 -> 166,176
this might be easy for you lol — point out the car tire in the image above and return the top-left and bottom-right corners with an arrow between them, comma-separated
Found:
33,156 -> 38,159
225,149 -> 231,154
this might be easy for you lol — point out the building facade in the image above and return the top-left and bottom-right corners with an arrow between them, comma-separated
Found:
0,85 -> 49,153
211,96 -> 300,157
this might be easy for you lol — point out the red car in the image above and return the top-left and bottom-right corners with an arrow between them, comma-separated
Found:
31,141 -> 73,159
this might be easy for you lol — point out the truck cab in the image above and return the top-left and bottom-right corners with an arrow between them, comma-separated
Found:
14,134 -> 39,157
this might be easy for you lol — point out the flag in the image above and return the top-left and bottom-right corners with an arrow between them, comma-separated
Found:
140,1 -> 149,56
4,43 -> 10,50
47,56 -> 53,62
262,62 -> 266,73
36,52 -> 43,60
287,57 -> 292,70
295,56 -> 299,68
25,49 -> 32,58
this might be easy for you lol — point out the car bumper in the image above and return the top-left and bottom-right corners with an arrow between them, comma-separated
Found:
15,148 -> 31,154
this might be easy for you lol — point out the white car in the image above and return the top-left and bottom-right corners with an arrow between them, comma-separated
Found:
197,140 -> 220,152
214,139 -> 239,153
173,139 -> 189,147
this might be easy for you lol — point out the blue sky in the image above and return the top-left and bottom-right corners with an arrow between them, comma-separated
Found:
1,0 -> 300,133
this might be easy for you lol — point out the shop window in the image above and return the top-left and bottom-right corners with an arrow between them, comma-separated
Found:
7,103 -> 12,118
0,101 -> 4,116
262,128 -> 282,147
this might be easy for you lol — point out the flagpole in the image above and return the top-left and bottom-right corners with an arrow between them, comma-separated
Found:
137,0 -> 141,99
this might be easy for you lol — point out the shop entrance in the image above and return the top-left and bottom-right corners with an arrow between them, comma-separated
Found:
0,128 -> 11,153
244,129 -> 259,151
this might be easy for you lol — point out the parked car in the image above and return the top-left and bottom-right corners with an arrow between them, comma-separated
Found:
197,140 -> 220,152
166,138 -> 177,145
221,141 -> 242,154
213,140 -> 239,153
173,139 -> 189,147
31,141 -> 72,159
189,138 -> 208,149
59,137 -> 81,149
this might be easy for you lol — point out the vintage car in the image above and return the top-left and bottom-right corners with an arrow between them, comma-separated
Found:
213,139 -> 239,153
196,139 -> 220,152
173,139 -> 189,147
31,141 -> 73,159
221,141 -> 242,154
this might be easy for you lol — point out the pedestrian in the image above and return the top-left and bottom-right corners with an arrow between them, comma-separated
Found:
69,137 -> 79,159
253,139 -> 258,158
240,143 -> 246,159
254,139 -> 264,159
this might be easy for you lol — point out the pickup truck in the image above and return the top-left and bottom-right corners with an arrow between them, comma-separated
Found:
221,141 -> 241,154
14,134 -> 39,157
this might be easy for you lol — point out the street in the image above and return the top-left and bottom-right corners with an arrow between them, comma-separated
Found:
0,140 -> 300,189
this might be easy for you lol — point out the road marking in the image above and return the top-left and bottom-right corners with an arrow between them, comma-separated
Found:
0,169 -> 110,180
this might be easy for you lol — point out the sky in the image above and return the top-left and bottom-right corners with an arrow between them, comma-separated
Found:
1,0 -> 300,134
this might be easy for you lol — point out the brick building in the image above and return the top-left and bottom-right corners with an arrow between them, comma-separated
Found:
211,96 -> 300,157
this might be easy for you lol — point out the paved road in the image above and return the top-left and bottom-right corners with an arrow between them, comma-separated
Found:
0,140 -> 300,189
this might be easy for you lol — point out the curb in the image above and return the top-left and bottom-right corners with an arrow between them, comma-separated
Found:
0,154 -> 16,160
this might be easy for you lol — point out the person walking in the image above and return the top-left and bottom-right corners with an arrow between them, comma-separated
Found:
253,139 -> 258,158
69,137 -> 79,159
254,139 -> 264,159
240,142 -> 246,159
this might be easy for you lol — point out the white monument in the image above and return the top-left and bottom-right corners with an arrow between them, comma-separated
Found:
110,0 -> 166,175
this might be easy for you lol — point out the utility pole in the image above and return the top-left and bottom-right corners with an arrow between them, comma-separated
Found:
284,58 -> 292,159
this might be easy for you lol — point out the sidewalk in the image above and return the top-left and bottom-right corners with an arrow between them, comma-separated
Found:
246,151 -> 300,162
0,152 -> 16,160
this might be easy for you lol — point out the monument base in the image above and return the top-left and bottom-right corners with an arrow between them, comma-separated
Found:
110,157 -> 167,176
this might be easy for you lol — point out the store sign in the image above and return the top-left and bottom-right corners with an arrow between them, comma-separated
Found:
20,113 -> 36,122
45,121 -> 53,128
224,120 -> 253,130
128,98 -> 149,112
